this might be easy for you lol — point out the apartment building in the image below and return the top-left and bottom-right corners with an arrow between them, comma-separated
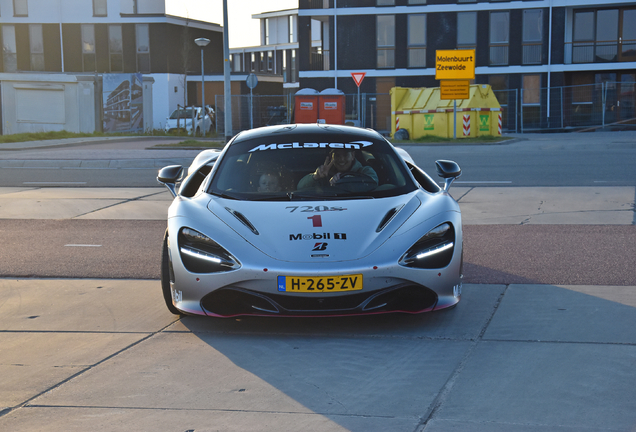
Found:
297,0 -> 636,131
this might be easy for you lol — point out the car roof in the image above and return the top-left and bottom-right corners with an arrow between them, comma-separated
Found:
231,123 -> 386,144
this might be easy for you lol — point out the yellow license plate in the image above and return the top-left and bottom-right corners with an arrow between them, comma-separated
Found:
277,274 -> 362,293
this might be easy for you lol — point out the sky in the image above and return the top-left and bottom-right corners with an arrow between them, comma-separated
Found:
166,0 -> 298,48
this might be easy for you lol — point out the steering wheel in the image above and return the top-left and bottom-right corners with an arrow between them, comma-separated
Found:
331,171 -> 377,191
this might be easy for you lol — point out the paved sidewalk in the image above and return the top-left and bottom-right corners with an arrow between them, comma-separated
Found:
0,185 -> 633,224
1,279 -> 635,431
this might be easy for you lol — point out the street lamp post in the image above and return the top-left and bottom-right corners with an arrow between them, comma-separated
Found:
194,37 -> 210,137
222,0 -> 232,142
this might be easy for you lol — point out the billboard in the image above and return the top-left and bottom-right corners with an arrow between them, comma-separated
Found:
103,73 -> 143,133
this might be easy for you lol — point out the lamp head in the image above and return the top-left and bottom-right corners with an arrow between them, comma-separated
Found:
195,38 -> 210,47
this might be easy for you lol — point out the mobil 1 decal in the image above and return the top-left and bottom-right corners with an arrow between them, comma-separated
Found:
289,232 -> 347,241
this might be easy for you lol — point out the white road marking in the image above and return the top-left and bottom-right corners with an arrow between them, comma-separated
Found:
451,181 -> 513,184
64,244 -> 102,247
23,181 -> 87,185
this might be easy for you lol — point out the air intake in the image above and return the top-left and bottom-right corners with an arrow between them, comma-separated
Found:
225,207 -> 259,235
376,205 -> 404,232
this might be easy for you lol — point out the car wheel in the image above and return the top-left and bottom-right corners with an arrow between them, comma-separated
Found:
394,129 -> 409,140
161,230 -> 183,315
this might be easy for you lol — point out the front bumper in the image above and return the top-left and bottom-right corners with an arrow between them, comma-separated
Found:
199,282 -> 447,317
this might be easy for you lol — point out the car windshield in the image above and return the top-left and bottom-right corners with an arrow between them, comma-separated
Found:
207,130 -> 418,200
169,109 -> 195,119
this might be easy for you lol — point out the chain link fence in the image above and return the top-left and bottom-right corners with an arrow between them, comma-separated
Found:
213,81 -> 635,135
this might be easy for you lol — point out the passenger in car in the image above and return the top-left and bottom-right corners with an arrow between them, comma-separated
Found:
257,171 -> 282,193
298,149 -> 378,189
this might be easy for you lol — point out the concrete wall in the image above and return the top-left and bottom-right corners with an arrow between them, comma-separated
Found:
149,73 -> 186,131
0,73 -> 96,134
0,72 -> 160,135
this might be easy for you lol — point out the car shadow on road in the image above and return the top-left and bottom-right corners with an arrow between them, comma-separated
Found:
166,282 -> 636,431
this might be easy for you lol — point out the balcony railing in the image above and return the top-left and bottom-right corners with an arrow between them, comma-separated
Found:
565,39 -> 636,63
489,44 -> 509,65
522,43 -> 542,64
300,0 -> 330,8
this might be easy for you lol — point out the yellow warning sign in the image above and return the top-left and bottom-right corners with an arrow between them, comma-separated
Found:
435,50 -> 475,80
440,80 -> 470,100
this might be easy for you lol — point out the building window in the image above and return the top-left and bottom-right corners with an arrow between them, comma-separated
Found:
82,24 -> 96,72
289,15 -> 295,43
29,24 -> 44,71
231,53 -> 242,72
523,75 -> 541,104
109,25 -> 123,72
14,0 -> 28,16
457,11 -> 477,50
136,24 -> 150,73
93,0 -> 107,17
250,52 -> 256,72
2,25 -> 18,72
377,15 -> 395,68
267,50 -> 273,71
523,9 -> 542,64
408,14 -> 426,67
595,9 -> 618,61
377,0 -> 394,5
621,10 -> 636,61
572,9 -> 625,63
408,0 -> 426,4
490,11 -> 509,65
522,74 -> 541,128
264,18 -> 269,45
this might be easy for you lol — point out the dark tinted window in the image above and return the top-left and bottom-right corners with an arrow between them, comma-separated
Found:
207,130 -> 417,200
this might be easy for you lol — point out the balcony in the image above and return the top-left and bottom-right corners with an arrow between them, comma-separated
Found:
566,39 -> 636,64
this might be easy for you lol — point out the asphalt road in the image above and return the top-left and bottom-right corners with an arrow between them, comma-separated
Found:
1,131 -> 635,187
2,219 -> 634,286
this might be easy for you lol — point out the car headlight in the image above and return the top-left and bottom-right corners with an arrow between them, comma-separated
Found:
399,222 -> 455,269
178,227 -> 240,273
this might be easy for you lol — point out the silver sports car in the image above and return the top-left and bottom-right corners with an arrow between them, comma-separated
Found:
157,124 -> 463,317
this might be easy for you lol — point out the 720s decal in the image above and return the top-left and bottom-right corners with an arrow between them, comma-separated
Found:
286,206 -> 347,213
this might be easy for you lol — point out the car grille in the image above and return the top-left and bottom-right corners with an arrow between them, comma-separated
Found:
200,283 -> 438,317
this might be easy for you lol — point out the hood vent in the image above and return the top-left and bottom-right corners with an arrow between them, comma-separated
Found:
376,205 -> 404,233
225,207 -> 259,235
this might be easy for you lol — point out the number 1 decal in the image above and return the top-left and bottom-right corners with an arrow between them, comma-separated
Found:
308,215 -> 322,227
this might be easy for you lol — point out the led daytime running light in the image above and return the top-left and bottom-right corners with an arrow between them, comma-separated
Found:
416,242 -> 454,260
180,247 -> 223,264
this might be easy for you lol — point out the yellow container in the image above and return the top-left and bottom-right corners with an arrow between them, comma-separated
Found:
391,84 -> 502,139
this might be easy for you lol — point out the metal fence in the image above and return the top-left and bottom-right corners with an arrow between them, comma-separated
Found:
518,81 -> 636,132
214,81 -> 635,135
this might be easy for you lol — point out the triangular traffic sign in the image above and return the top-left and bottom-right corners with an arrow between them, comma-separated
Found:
351,72 -> 366,87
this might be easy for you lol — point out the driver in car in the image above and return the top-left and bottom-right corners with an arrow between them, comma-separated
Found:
298,148 -> 378,189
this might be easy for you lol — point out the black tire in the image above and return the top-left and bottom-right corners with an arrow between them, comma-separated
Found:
161,230 -> 183,315
394,129 -> 409,140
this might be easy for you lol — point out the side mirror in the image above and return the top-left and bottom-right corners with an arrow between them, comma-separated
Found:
157,165 -> 184,197
435,160 -> 461,192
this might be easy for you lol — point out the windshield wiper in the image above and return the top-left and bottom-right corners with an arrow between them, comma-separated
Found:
210,191 -> 240,200
288,192 -> 375,200
249,194 -> 293,201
